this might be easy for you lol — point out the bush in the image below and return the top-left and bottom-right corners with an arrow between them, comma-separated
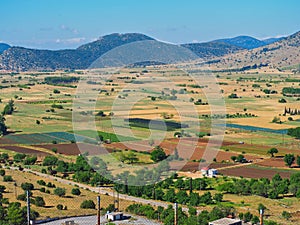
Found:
13,153 -> 26,163
150,146 -> 167,162
0,170 -> 5,176
71,188 -> 81,196
56,204 -> 64,210
80,200 -> 96,209
42,156 -> 58,166
17,194 -> 27,201
35,196 -> 45,207
24,156 -> 37,165
54,187 -> 66,197
3,175 -> 13,182
37,180 -> 46,186
278,98 -> 287,103
53,89 -> 60,94
21,182 -> 34,191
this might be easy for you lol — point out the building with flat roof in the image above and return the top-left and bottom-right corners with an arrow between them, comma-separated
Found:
105,212 -> 123,221
209,218 -> 242,225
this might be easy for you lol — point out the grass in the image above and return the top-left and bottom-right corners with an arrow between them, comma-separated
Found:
0,168 -> 135,220
70,130 -> 139,142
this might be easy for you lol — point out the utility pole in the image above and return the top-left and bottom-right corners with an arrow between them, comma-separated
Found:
97,196 -> 101,225
117,191 -> 120,211
260,208 -> 264,225
27,190 -> 31,225
174,203 -> 178,225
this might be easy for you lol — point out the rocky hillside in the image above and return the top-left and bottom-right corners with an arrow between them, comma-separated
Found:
0,33 -> 154,71
0,43 -> 10,54
0,33 -> 246,71
0,32 -> 297,71
210,31 -> 300,69
214,36 -> 283,50
181,41 -> 243,58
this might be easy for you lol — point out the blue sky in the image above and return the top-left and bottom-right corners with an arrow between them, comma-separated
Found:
1,0 -> 299,49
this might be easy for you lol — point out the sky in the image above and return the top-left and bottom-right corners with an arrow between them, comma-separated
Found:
1,0 -> 300,49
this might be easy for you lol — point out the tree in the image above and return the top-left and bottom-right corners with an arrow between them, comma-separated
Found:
34,196 -> 45,207
230,156 -> 237,162
126,152 -> 138,164
3,175 -> 13,182
199,192 -> 213,205
287,127 -> 300,139
23,156 -> 37,165
21,182 -> 34,191
243,212 -> 253,222
80,200 -> 96,209
42,156 -> 58,166
267,148 -> 278,158
151,146 -> 167,162
71,188 -> 81,196
284,154 -> 295,167
163,189 -> 176,202
0,114 -> 7,136
251,215 -> 260,224
6,202 -> 24,225
56,204 -> 64,210
54,187 -> 66,197
282,211 -> 291,221
0,170 -> 5,176
13,153 -> 26,163
214,193 -> 223,202
258,203 -> 267,213
2,99 -> 15,115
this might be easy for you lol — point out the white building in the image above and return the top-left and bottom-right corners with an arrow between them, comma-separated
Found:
209,218 -> 242,225
201,167 -> 218,177
105,212 -> 123,221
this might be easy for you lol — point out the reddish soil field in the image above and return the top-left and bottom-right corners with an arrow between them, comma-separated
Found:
106,137 -> 261,163
255,157 -> 299,168
34,143 -> 114,156
178,162 -> 235,172
0,145 -> 50,156
219,166 -> 294,179
0,137 -> 16,145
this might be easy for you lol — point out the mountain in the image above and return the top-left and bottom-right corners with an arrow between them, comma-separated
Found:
214,35 -> 283,50
181,41 -> 243,58
0,33 -> 154,71
0,33 -> 244,71
0,43 -> 10,54
210,31 -> 300,69
0,32 -> 296,71
262,37 -> 284,45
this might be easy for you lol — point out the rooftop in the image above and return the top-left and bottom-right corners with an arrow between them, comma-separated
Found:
209,218 -> 242,225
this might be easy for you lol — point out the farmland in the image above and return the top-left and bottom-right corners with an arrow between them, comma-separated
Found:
0,66 -> 299,224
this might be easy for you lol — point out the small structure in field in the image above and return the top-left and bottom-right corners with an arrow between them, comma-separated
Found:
201,167 -> 218,177
209,218 -> 242,225
105,212 -> 124,221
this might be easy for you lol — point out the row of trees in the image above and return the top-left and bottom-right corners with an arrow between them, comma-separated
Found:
218,173 -> 300,199
126,203 -> 279,225
0,99 -> 15,136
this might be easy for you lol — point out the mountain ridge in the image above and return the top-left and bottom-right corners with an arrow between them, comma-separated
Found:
214,35 -> 283,49
0,43 -> 11,54
0,32 -> 298,71
210,31 -> 300,69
